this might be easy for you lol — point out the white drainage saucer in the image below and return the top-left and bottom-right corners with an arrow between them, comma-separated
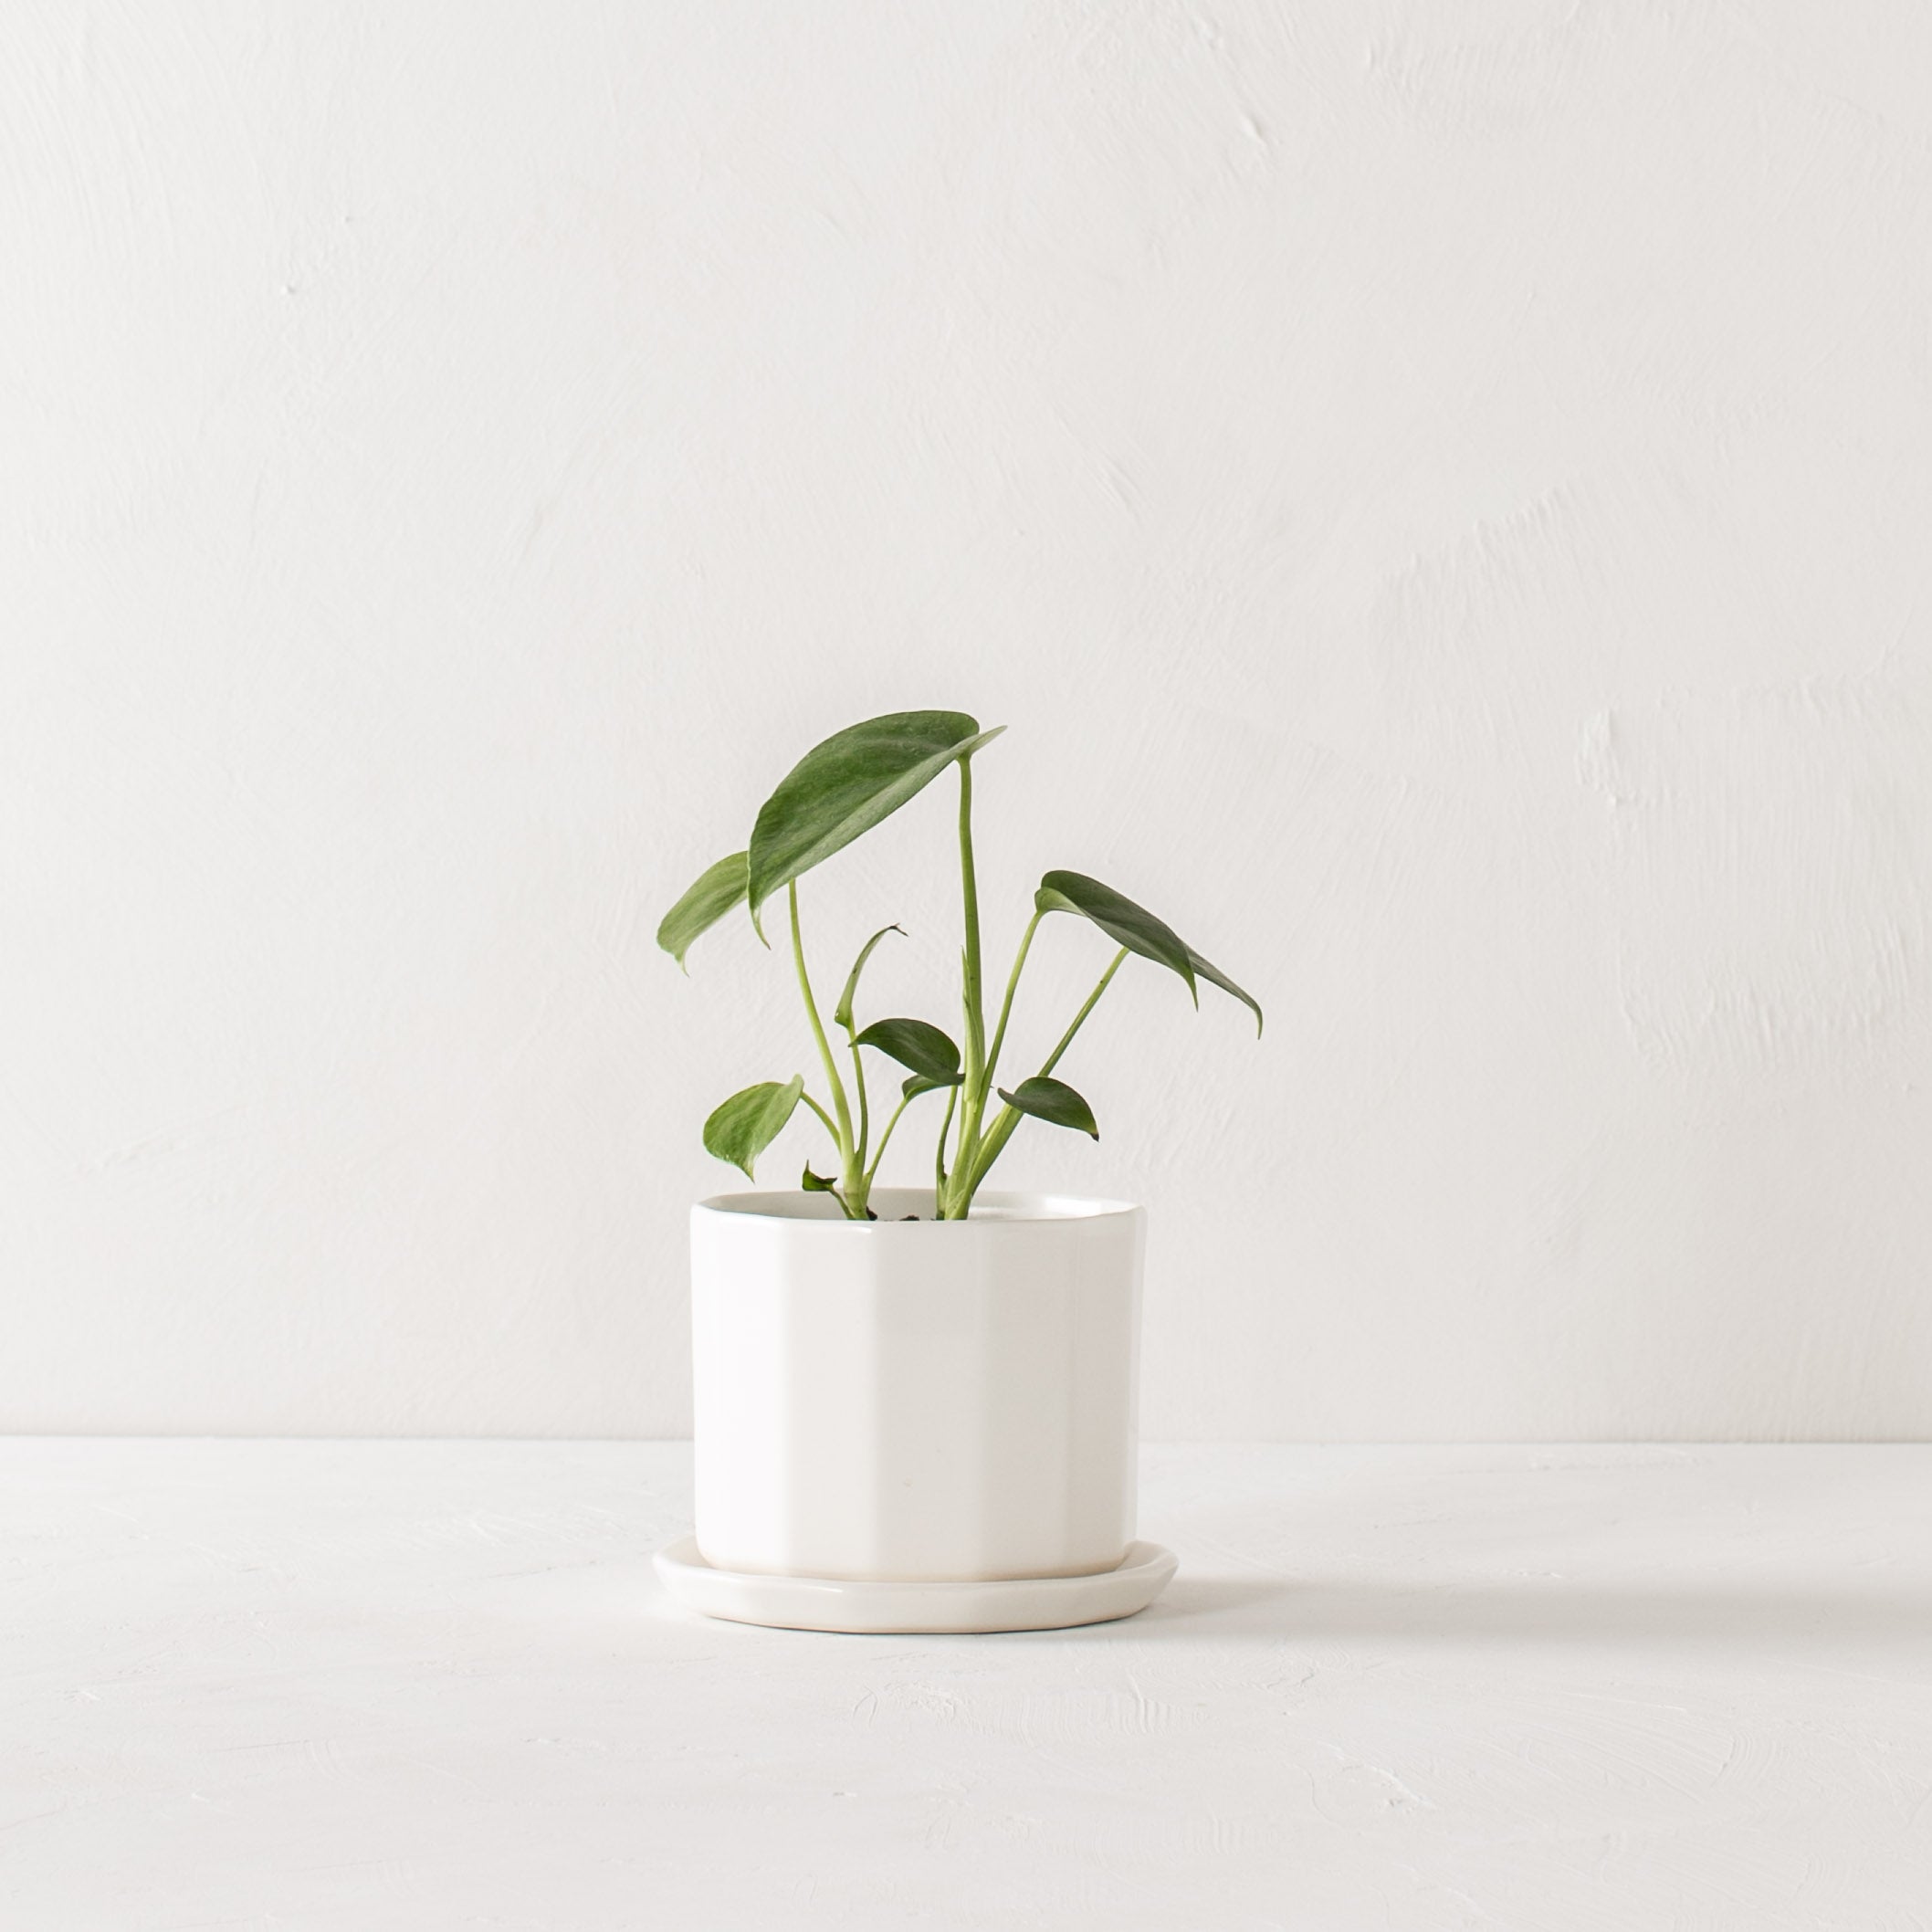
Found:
653,1538 -> 1177,1634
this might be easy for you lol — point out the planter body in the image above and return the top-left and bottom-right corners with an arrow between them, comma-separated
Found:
691,1189 -> 1144,1582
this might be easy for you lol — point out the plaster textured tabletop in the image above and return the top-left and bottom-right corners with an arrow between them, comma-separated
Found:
4,1441 -> 1928,1929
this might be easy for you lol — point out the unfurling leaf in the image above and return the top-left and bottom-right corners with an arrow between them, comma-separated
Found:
656,852 -> 749,970
1037,869 -> 1262,1033
997,1076 -> 1099,1139
746,713 -> 1004,929
801,1164 -> 837,1192
833,924 -> 905,1033
701,1076 -> 803,1179
855,1017 -> 961,1086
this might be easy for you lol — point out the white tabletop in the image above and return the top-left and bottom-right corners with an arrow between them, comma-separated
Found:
5,1440 -> 1927,1928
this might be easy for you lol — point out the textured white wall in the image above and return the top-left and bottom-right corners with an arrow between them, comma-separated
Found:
3,2 -> 1927,1440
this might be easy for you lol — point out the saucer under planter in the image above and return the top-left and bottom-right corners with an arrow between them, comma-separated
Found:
655,1535 -> 1176,1634
664,1187 -> 1167,1630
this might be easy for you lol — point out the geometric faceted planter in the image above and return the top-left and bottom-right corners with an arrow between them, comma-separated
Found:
656,1189 -> 1174,1632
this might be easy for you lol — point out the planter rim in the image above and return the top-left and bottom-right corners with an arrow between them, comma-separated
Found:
696,1187 -> 1139,1227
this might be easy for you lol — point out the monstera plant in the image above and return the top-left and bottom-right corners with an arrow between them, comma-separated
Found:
657,710 -> 1261,1221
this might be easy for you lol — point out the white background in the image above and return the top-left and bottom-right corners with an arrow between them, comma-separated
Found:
3,2 -> 1927,1440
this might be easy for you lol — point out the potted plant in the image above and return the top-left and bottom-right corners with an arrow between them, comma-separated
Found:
651,711 -> 1260,1633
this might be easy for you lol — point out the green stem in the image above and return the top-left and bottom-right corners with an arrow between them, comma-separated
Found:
790,883 -> 856,1181
962,945 -> 1128,1203
794,1093 -> 862,1218
983,908 -> 1042,1094
1040,946 -> 1128,1077
933,1083 -> 959,1209
848,1036 -> 869,1171
862,1086 -> 919,1188
955,758 -> 986,1168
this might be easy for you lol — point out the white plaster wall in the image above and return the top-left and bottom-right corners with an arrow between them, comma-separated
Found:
3,2 -> 1927,1440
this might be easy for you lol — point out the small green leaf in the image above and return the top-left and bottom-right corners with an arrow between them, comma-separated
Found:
801,1164 -> 837,1192
701,1076 -> 803,1180
1035,870 -> 1195,998
747,713 -> 1004,929
656,852 -> 749,971
901,1071 -> 964,1101
855,1017 -> 961,1085
1187,948 -> 1264,1035
832,924 -> 905,1033
997,1076 -> 1099,1139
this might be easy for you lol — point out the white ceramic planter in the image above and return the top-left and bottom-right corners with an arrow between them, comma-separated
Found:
690,1188 -> 1144,1583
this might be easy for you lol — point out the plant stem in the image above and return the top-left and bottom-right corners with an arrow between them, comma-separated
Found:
933,1083 -> 958,1205
793,1093 -> 862,1217
949,756 -> 989,1204
862,1086 -> 919,1188
790,883 -> 857,1192
848,1035 -> 869,1171
983,908 -> 1042,1094
958,761 -> 984,1078
1038,945 -> 1128,1077
961,945 -> 1128,1203
940,896 -> 1040,1218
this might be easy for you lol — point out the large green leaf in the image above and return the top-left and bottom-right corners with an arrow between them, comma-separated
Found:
997,1076 -> 1099,1139
832,924 -> 904,1033
656,852 -> 748,970
1035,870 -> 1195,998
702,1076 -> 803,1180
1036,870 -> 1263,1032
854,1017 -> 961,1086
746,712 -> 1004,929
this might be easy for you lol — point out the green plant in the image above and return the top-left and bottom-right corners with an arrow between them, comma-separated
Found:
657,710 -> 1261,1220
